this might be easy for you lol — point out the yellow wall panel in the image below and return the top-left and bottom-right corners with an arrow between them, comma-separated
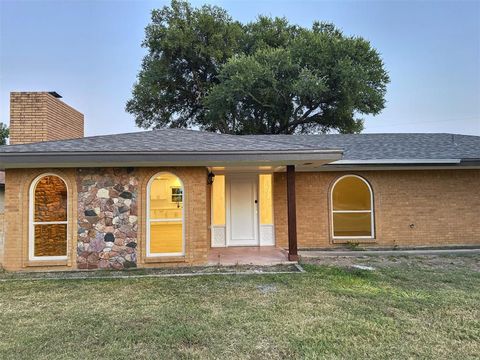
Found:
212,175 -> 225,225
259,174 -> 273,225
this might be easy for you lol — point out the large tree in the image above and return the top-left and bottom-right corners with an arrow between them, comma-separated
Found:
0,123 -> 9,145
127,0 -> 389,134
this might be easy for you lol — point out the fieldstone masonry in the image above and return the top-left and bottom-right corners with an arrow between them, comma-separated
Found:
77,168 -> 138,269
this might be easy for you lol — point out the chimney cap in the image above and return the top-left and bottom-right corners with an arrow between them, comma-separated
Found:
48,91 -> 62,98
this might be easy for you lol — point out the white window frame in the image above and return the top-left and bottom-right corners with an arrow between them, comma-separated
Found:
146,172 -> 185,257
29,173 -> 69,261
330,174 -> 375,240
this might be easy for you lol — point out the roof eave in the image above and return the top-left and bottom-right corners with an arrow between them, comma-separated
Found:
317,158 -> 480,171
0,150 -> 343,169
330,159 -> 463,165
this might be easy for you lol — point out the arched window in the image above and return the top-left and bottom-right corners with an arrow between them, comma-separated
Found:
29,174 -> 68,260
147,172 -> 185,257
331,175 -> 374,239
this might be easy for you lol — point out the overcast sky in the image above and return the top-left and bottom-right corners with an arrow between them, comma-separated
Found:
1,0 -> 479,137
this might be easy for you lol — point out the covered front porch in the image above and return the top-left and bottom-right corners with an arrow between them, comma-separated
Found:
207,160 -> 336,263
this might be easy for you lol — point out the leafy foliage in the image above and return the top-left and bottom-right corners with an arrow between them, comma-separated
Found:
126,0 -> 243,129
0,122 -> 9,145
127,1 -> 390,134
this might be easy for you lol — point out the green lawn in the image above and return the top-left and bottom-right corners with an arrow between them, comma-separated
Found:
0,256 -> 479,359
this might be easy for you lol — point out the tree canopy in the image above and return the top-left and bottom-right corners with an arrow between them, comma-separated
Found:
0,123 -> 9,145
126,0 -> 389,134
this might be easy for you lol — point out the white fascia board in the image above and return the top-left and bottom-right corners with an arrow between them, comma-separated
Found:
330,159 -> 461,165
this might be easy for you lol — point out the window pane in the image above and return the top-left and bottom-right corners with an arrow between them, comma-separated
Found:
150,222 -> 183,254
212,175 -> 225,226
171,187 -> 183,203
34,176 -> 67,222
34,224 -> 67,257
150,173 -> 183,219
333,212 -> 372,237
259,174 -> 273,225
333,176 -> 371,211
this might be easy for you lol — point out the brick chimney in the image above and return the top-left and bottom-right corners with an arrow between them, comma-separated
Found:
9,92 -> 84,145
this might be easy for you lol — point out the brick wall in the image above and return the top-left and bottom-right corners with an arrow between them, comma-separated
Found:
136,168 -> 209,268
0,212 -> 4,268
3,169 -> 78,271
3,167 -> 479,271
274,169 -> 480,248
2,92 -> 84,267
9,92 -> 84,145
2,167 -> 209,271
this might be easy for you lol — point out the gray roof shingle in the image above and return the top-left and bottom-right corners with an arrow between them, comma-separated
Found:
0,129 -> 331,153
243,133 -> 480,160
0,129 -> 478,161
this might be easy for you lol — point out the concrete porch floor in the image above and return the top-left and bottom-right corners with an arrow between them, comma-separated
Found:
207,246 -> 293,266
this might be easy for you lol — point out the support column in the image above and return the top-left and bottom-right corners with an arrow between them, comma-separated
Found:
286,165 -> 298,261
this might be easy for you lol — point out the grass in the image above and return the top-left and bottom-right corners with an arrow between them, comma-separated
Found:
0,256 -> 479,359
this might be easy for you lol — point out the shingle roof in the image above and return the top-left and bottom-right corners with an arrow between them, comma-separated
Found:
0,129 -> 478,162
0,129 -> 331,153
243,133 -> 480,161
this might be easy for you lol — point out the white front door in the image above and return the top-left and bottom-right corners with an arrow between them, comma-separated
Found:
227,174 -> 259,246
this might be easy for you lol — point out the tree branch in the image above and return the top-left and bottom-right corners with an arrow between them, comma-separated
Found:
277,105 -> 319,133
246,92 -> 275,108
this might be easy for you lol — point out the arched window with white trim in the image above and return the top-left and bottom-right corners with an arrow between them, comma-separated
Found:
29,174 -> 68,260
331,175 -> 374,239
147,172 -> 185,257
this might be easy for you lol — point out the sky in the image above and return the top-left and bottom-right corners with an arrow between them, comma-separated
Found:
0,0 -> 479,137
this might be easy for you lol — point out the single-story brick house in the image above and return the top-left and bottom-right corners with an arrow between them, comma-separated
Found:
0,92 -> 479,271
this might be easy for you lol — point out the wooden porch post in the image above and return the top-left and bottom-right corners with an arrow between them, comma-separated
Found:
286,165 -> 299,261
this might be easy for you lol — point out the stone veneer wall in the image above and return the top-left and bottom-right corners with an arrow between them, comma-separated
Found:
77,168 -> 138,269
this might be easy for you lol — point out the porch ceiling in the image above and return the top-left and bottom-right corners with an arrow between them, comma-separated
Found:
209,158 -> 339,173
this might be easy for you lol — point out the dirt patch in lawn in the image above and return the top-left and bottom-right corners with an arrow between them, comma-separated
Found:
302,253 -> 480,272
0,263 -> 301,281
